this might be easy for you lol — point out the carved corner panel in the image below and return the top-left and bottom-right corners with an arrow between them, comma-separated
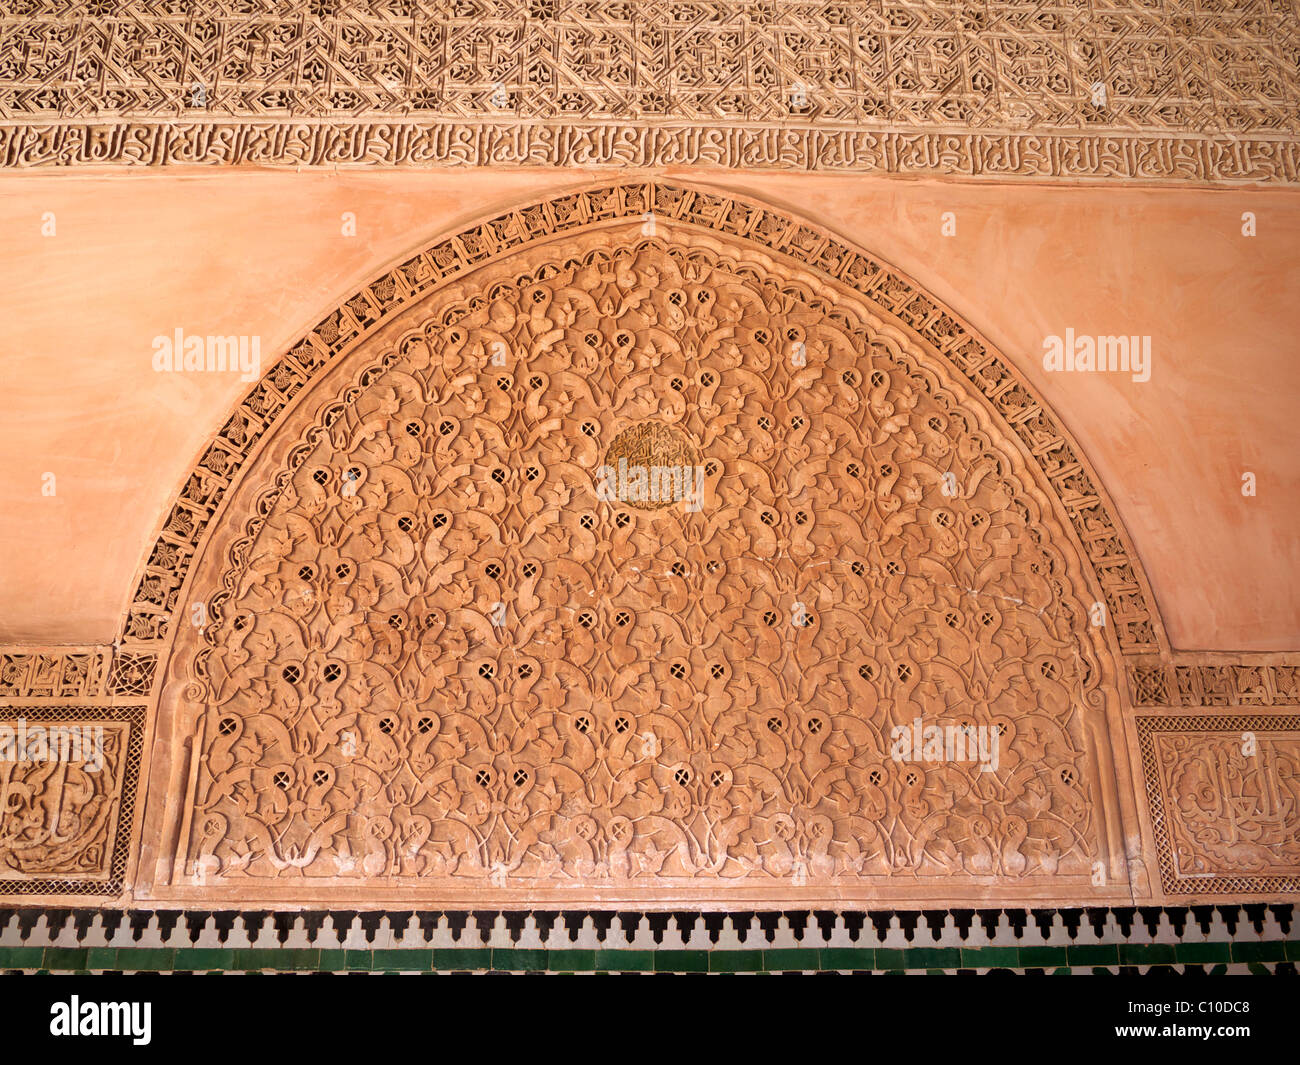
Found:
137,223 -> 1135,906
0,648 -> 113,701
0,647 -> 159,703
1137,715 -> 1300,898
0,705 -> 144,898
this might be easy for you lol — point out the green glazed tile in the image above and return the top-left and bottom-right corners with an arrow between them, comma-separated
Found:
1231,941 -> 1285,963
1118,943 -> 1176,966
906,947 -> 961,969
43,948 -> 88,972
1018,946 -> 1067,967
765,948 -> 820,971
174,949 -> 235,971
281,949 -> 322,970
487,948 -> 546,972
653,950 -> 708,972
116,949 -> 175,971
872,949 -> 906,970
1,947 -> 48,969
231,948 -> 310,971
546,950 -> 596,972
86,947 -> 118,970
709,950 -> 765,972
962,946 -> 1019,969
432,948 -> 491,970
1174,942 -> 1229,965
372,949 -> 431,972
819,948 -> 875,971
595,949 -> 654,971
1067,944 -> 1119,966
342,949 -> 373,971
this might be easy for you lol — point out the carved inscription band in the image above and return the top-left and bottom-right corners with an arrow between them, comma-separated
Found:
4,123 -> 1298,184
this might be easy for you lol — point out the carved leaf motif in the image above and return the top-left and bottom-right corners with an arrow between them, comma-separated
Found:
177,236 -> 1107,890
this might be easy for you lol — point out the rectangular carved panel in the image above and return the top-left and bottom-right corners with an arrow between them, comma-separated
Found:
1138,714 -> 1300,896
1129,659 -> 1300,707
0,649 -> 110,699
0,705 -> 144,897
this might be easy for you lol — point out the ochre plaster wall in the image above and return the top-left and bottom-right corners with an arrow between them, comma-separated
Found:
1,168 -> 1297,649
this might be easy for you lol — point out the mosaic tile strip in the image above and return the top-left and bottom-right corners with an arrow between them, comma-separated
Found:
1,905 -> 1292,951
3,941 -> 1296,974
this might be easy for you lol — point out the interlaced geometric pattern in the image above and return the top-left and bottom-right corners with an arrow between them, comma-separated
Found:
2,1 -> 1298,180
1130,661 -> 1300,707
0,650 -> 110,700
0,648 -> 159,701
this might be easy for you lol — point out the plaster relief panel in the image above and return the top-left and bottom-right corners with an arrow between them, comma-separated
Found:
1139,715 -> 1300,897
0,706 -> 143,898
140,222 -> 1131,906
3,0 -> 1299,182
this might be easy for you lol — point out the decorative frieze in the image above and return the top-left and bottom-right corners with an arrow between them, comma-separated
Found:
1,1 -> 1297,181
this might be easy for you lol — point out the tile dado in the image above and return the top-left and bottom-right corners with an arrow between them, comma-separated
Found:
3,943 -> 1296,974
0,907 -> 1295,973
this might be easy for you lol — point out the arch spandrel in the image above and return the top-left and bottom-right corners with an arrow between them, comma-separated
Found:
136,218 -> 1134,905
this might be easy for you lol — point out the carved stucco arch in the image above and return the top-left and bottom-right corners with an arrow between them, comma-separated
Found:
127,182 -> 1158,906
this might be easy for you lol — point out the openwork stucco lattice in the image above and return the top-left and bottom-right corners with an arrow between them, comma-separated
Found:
2,0 -> 1299,182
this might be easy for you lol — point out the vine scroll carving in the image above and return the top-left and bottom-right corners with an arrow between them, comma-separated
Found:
141,223 -> 1132,905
